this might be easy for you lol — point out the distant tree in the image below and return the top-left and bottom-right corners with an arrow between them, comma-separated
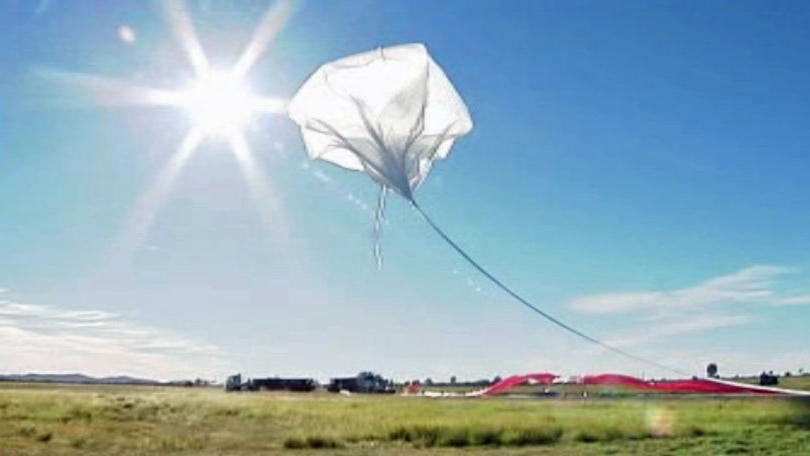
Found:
424,378 -> 433,386
450,376 -> 457,385
492,376 -> 502,385
707,363 -> 718,378
785,371 -> 792,377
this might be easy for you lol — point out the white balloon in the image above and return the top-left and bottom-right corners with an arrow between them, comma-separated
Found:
287,45 -> 689,375
288,43 -> 472,200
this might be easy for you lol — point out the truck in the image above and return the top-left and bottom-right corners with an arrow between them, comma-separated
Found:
225,373 -> 317,392
326,371 -> 395,394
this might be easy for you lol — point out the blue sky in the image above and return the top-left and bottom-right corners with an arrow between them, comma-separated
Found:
1,0 -> 809,381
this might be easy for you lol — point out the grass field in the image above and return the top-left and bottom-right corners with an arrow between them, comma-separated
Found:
1,382 -> 809,455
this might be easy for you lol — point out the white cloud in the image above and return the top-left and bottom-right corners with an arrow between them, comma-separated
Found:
0,294 -> 230,381
568,265 -> 799,314
774,293 -> 810,306
604,314 -> 754,348
564,265 -> 809,350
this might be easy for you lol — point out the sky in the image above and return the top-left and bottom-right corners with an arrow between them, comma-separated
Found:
1,0 -> 809,382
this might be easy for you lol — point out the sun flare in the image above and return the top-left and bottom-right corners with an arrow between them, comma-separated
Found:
181,71 -> 255,136
41,0 -> 298,264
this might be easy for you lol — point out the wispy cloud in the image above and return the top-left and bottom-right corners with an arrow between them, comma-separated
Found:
0,293 -> 230,380
774,293 -> 810,306
565,265 -> 810,349
568,266 -> 804,314
604,314 -> 754,348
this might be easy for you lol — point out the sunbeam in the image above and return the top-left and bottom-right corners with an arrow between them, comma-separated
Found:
233,0 -> 298,78
36,0 -> 293,266
228,132 -> 289,246
32,68 -> 183,108
252,97 -> 289,114
158,0 -> 210,77
110,128 -> 203,267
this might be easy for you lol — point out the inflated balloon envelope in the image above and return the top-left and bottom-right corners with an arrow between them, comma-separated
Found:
288,43 -> 684,377
288,43 -> 472,201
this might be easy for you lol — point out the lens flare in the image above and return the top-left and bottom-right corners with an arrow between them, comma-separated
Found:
646,408 -> 676,438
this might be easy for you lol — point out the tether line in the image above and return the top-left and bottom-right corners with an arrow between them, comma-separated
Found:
411,199 -> 688,377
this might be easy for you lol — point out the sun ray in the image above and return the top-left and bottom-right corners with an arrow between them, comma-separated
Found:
228,132 -> 288,246
232,0 -> 298,78
31,68 -> 184,108
251,97 -> 288,114
159,0 -> 210,77
110,128 -> 204,267
36,2 -> 293,265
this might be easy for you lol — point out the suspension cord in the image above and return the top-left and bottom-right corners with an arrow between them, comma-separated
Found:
411,199 -> 688,377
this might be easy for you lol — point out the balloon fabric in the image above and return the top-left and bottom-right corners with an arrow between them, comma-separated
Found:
288,43 -> 686,377
288,43 -> 472,201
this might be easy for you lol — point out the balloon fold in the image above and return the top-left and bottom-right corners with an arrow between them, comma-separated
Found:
288,43 -> 472,200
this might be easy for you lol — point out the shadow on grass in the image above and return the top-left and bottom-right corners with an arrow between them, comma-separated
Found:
283,422 -> 691,450
386,424 -> 564,448
284,436 -> 343,450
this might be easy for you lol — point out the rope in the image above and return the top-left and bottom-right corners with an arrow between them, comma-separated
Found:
411,199 -> 688,377
372,186 -> 388,269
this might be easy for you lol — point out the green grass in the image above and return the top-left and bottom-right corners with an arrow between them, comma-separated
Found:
0,382 -> 809,455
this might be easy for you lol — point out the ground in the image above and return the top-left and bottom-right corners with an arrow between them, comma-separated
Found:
1,381 -> 809,455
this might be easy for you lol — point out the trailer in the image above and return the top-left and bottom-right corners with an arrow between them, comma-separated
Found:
326,371 -> 395,394
225,374 -> 317,392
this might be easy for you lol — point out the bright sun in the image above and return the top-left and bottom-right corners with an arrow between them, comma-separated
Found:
50,0 -> 297,262
181,71 -> 256,136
